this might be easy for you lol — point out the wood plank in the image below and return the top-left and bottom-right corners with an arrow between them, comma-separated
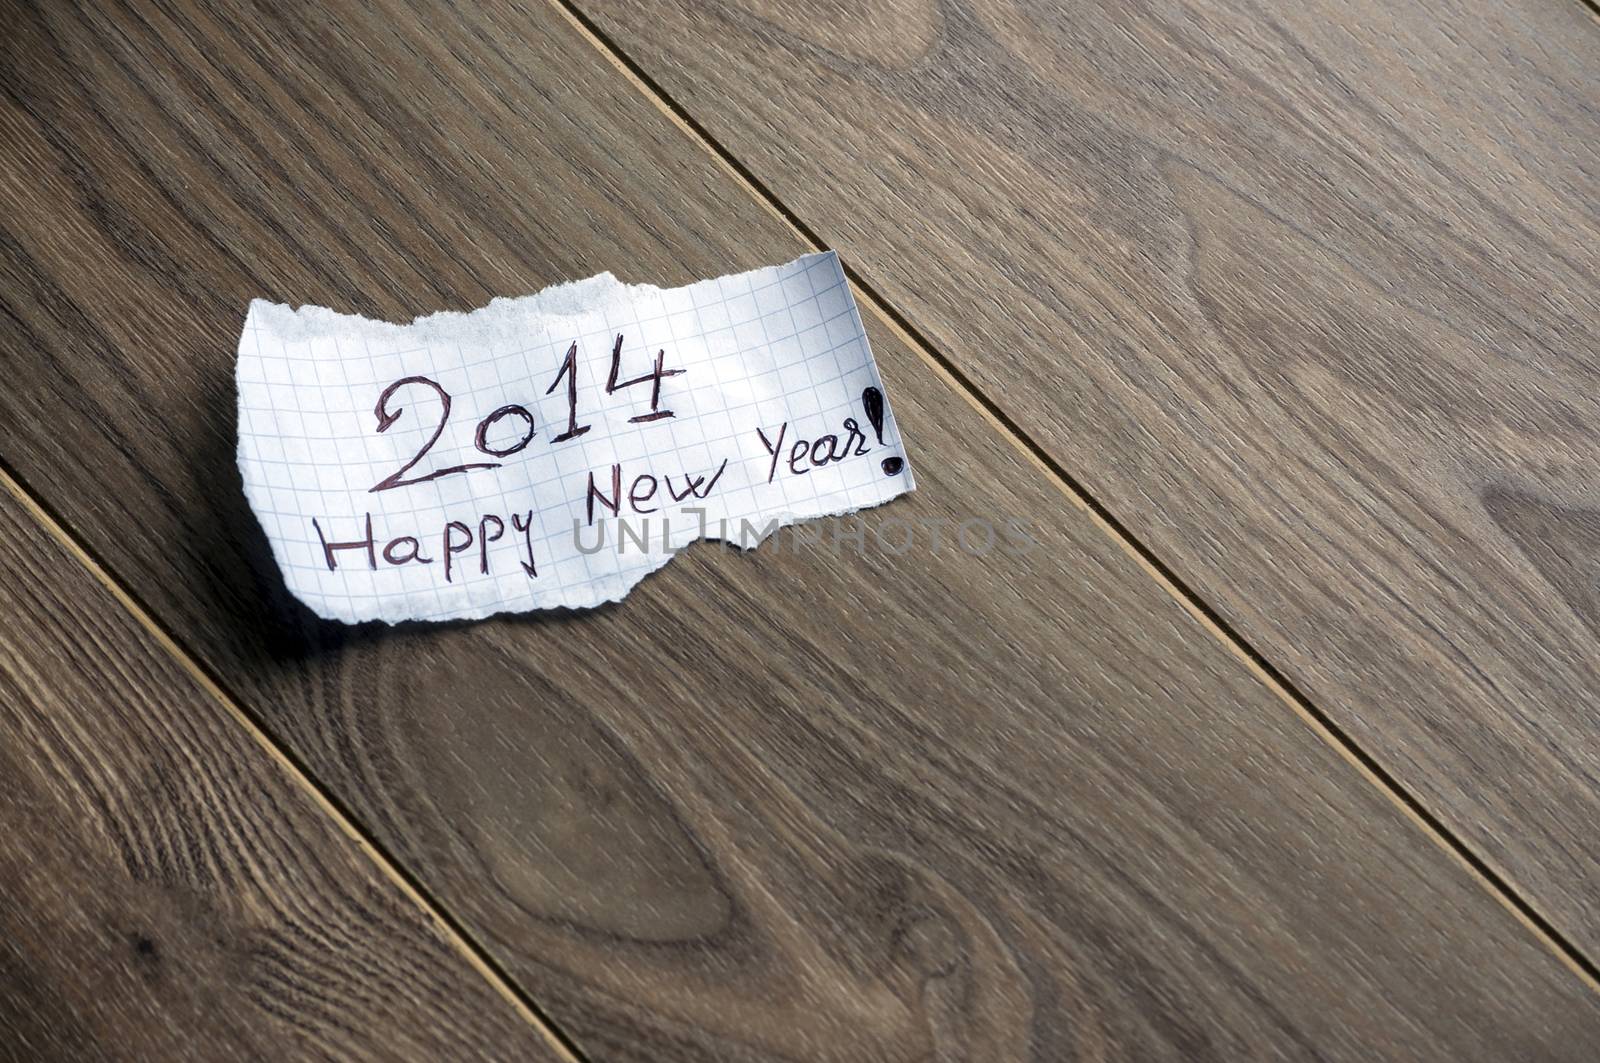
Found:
574,0 -> 1600,952
0,485 -> 570,1058
2,1 -> 1598,1058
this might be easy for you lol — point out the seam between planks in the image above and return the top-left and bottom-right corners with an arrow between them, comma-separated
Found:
538,0 -> 1600,997
0,459 -> 588,1063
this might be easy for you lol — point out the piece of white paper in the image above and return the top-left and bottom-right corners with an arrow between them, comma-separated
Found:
237,251 -> 915,623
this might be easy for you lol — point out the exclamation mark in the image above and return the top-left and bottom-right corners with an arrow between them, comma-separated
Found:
862,386 -> 904,476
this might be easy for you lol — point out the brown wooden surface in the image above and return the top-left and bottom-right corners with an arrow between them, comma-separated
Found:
577,0 -> 1600,956
2,0 -> 1599,1059
0,486 -> 568,1060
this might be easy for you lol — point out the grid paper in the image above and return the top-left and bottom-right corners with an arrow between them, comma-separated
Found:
236,251 -> 915,623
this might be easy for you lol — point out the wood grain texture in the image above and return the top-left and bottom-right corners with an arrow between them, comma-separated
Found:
3,1 -> 1599,1059
576,0 -> 1600,953
0,488 -> 568,1060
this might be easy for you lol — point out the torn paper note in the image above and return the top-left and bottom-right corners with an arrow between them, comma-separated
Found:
237,251 -> 915,623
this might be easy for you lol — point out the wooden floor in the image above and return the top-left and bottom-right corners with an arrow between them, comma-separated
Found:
2,0 -> 1598,1058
